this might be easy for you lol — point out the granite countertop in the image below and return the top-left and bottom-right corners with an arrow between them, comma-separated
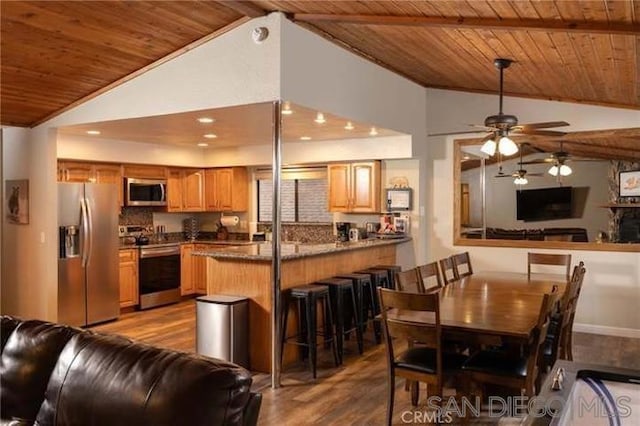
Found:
119,239 -> 254,250
192,237 -> 411,261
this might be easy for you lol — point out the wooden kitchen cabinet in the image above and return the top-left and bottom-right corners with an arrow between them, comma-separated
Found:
122,164 -> 167,179
193,244 -> 208,294
167,168 -> 204,212
58,161 -> 124,206
328,161 -> 381,213
58,162 -> 94,183
118,249 -> 139,308
181,244 -> 207,295
180,244 -> 195,295
204,167 -> 248,212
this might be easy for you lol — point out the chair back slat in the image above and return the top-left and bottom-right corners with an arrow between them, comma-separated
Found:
527,252 -> 572,280
451,252 -> 473,278
439,257 -> 459,284
379,288 -> 441,351
417,262 -> 443,290
395,269 -> 425,293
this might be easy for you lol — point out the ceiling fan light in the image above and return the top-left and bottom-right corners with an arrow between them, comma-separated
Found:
498,136 -> 518,156
548,165 -> 559,176
559,164 -> 572,176
480,139 -> 497,156
514,176 -> 528,185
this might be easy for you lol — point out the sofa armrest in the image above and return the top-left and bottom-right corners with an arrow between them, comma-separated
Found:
242,392 -> 262,426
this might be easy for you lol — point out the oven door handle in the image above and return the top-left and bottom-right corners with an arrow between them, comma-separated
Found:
140,247 -> 180,258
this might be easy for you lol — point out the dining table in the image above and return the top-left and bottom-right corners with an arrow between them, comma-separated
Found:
387,271 -> 568,345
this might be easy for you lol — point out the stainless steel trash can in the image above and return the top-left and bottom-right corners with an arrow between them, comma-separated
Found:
196,295 -> 249,369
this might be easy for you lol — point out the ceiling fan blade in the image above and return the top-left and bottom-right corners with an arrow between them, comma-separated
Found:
494,174 -> 513,178
527,173 -> 546,177
514,121 -> 570,130
519,158 -> 555,165
514,129 -> 568,137
427,130 -> 487,136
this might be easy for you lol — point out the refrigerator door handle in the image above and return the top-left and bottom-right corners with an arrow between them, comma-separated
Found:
80,197 -> 90,268
84,196 -> 94,267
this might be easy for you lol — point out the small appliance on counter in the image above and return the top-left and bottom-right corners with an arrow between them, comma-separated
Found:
336,222 -> 351,242
349,228 -> 366,242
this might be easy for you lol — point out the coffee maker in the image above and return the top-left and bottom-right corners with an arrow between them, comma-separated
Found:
336,222 -> 351,242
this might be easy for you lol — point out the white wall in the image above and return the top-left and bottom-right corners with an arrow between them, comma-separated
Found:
428,88 -> 640,336
2,127 -> 58,320
57,134 -> 207,167
280,17 -> 429,264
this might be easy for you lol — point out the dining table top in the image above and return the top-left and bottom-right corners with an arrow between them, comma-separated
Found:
387,271 -> 567,340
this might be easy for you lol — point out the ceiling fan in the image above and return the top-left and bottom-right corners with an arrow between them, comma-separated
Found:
494,144 -> 544,185
519,141 -> 601,177
430,58 -> 570,156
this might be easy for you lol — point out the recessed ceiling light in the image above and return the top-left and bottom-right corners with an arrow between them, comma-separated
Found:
197,117 -> 215,123
282,102 -> 293,115
314,112 -> 326,124
197,143 -> 209,147
203,133 -> 217,139
300,136 -> 312,141
86,130 -> 101,135
344,121 -> 354,130
369,127 -> 378,136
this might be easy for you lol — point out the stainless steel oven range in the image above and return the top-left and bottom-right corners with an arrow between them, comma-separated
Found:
138,244 -> 181,310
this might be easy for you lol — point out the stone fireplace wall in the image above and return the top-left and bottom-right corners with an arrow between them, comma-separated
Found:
608,161 -> 640,241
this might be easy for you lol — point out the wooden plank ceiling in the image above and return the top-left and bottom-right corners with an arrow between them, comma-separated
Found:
1,2 -> 639,164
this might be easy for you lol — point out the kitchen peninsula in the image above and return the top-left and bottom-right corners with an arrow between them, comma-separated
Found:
194,237 -> 410,372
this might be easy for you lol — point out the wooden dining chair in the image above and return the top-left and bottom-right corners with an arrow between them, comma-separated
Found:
557,261 -> 586,361
540,262 -> 586,374
416,262 -> 443,291
527,252 -> 572,280
451,252 -> 473,278
394,269 -> 425,293
378,288 -> 468,425
462,291 -> 559,398
439,257 -> 459,285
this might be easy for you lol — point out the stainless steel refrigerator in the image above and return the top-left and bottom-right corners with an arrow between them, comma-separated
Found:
58,183 -> 119,327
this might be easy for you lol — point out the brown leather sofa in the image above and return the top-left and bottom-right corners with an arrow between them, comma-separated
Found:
0,316 -> 261,426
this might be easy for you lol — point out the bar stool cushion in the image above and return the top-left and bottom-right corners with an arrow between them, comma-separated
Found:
396,347 -> 468,374
315,278 -> 353,287
462,350 -> 528,378
290,285 -> 329,297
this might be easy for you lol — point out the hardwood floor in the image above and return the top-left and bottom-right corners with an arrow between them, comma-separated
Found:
92,300 -> 640,425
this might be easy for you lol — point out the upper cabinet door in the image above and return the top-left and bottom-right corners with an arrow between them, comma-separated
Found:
94,164 -> 123,206
204,167 -> 248,212
166,169 -> 184,212
327,163 -> 352,212
351,161 -> 380,213
182,169 -> 204,212
59,162 -> 94,182
215,168 -> 233,211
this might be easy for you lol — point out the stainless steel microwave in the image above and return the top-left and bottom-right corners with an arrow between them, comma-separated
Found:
125,178 -> 167,206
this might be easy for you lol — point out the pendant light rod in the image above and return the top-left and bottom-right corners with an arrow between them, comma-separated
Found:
494,58 -> 513,116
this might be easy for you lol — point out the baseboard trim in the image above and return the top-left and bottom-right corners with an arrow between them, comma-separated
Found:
573,323 -> 640,339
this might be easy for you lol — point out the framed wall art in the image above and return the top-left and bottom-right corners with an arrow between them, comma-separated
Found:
5,179 -> 29,224
619,170 -> 640,197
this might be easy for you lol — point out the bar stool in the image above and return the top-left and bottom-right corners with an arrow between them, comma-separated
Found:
280,284 -> 339,378
355,268 -> 389,344
336,273 -> 379,345
315,277 -> 362,362
373,265 -> 402,289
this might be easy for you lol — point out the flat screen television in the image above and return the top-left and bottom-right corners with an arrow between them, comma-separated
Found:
516,187 -> 573,222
